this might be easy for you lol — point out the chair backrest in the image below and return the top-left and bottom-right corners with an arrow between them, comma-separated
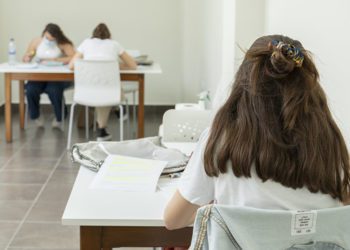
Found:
74,60 -> 121,106
190,204 -> 350,250
162,109 -> 212,143
175,103 -> 203,110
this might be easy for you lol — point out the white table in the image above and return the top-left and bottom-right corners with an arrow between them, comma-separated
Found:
62,167 -> 192,249
0,63 -> 162,142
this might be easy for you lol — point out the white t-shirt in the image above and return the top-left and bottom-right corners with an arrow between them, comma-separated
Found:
178,128 -> 342,210
77,38 -> 125,61
36,38 -> 62,59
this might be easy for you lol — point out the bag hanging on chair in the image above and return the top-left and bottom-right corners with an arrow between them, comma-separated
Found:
70,136 -> 189,175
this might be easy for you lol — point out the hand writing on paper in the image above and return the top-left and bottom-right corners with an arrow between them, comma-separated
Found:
40,58 -> 57,63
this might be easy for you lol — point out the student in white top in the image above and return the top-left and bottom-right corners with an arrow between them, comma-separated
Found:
23,23 -> 75,128
164,35 -> 350,230
69,23 -> 137,141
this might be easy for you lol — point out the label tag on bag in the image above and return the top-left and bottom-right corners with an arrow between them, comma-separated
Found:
291,210 -> 317,236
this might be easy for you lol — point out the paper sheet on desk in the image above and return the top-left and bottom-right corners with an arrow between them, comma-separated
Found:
90,155 -> 167,192
157,176 -> 180,193
15,63 -> 38,69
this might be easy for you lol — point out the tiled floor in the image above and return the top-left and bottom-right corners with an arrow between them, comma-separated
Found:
0,106 -> 168,250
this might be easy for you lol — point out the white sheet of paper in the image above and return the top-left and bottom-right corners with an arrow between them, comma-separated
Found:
157,176 -> 180,193
90,155 -> 167,192
15,63 -> 38,69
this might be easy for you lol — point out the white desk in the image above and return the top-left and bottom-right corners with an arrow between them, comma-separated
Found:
62,167 -> 192,249
0,63 -> 162,142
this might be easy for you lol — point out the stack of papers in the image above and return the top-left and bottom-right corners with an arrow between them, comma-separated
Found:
90,155 -> 167,192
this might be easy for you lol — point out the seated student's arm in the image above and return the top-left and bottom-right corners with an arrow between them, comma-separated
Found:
119,51 -> 137,70
68,52 -> 83,70
52,43 -> 75,64
22,37 -> 41,62
164,128 -> 213,230
164,190 -> 200,230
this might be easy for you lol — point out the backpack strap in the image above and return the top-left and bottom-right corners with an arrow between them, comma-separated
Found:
193,204 -> 213,250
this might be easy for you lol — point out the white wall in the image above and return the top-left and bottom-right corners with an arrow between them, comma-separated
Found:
0,0 -> 184,105
266,0 -> 350,147
235,0 -> 266,71
0,0 -> 5,106
182,0 -> 235,110
209,0 -> 265,110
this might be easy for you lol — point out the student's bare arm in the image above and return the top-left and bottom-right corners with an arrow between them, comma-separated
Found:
23,37 -> 41,62
56,43 -> 76,64
68,52 -> 83,70
163,190 -> 199,230
119,51 -> 137,70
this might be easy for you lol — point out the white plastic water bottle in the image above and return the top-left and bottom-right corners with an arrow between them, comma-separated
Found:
198,90 -> 210,110
8,38 -> 17,65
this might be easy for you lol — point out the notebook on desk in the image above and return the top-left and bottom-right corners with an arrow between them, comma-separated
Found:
40,61 -> 64,67
134,55 -> 153,66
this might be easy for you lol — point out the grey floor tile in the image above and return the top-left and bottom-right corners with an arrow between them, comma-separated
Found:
38,184 -> 73,203
26,200 -> 68,222
0,107 -> 165,249
22,137 -> 67,150
0,145 -> 23,158
9,222 -> 79,249
15,147 -> 64,159
47,169 -> 79,186
56,162 -> 79,171
0,184 -> 42,201
0,221 -> 19,249
56,152 -> 77,170
0,157 -> 10,169
5,158 -> 57,170
0,169 -> 52,185
0,201 -> 32,221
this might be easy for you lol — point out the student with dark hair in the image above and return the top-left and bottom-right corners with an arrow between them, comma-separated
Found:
23,23 -> 75,128
164,35 -> 350,230
69,23 -> 136,141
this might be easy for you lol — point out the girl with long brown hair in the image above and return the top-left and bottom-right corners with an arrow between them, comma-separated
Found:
164,35 -> 350,230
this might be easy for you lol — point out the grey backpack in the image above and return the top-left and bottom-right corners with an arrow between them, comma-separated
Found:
190,205 -> 350,250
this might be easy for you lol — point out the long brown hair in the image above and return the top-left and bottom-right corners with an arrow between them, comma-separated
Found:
92,23 -> 111,40
42,23 -> 72,45
204,35 -> 350,201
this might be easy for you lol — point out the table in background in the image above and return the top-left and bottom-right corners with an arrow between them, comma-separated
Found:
0,63 -> 162,142
62,167 -> 192,249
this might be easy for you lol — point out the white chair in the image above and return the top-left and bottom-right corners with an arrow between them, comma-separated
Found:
122,81 -> 138,136
190,204 -> 350,250
162,109 -> 212,143
161,109 -> 212,156
175,103 -> 203,110
66,60 -> 125,149
158,104 -> 206,138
